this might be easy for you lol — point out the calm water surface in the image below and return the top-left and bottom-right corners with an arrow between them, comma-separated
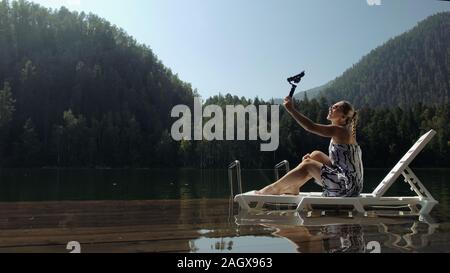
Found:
0,168 -> 449,253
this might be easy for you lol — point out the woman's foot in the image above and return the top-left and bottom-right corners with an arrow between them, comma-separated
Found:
281,186 -> 300,195
256,184 -> 299,196
256,185 -> 279,195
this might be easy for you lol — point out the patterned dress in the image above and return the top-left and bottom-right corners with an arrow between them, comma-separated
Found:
317,140 -> 364,197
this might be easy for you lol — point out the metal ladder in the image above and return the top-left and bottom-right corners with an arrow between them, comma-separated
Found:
275,160 -> 290,180
228,160 -> 243,198
228,160 -> 291,197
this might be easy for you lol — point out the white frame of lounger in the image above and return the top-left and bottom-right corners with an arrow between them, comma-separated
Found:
234,130 -> 438,215
234,210 -> 438,227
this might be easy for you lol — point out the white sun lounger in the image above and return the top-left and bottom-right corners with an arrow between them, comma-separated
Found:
234,130 -> 438,215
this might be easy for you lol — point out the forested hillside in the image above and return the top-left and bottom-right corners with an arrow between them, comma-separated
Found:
0,0 -> 195,167
319,12 -> 450,109
0,1 -> 448,168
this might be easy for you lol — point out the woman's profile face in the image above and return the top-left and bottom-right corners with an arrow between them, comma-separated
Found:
327,102 -> 345,121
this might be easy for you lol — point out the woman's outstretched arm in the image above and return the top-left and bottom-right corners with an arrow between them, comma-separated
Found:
284,97 -> 344,138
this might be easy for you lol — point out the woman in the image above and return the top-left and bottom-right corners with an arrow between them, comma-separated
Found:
257,96 -> 363,197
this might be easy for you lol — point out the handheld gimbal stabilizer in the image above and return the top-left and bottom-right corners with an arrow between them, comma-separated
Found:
287,71 -> 306,97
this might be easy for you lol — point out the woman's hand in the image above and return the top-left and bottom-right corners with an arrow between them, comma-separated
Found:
302,154 -> 311,161
284,96 -> 295,112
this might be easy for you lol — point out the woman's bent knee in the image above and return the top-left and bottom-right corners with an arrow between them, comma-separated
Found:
310,151 -> 325,159
309,151 -> 332,167
297,159 -> 314,168
298,159 -> 320,171
298,159 -> 322,179
302,159 -> 315,165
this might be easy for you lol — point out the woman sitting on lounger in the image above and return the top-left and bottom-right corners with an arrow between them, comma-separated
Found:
257,97 -> 363,197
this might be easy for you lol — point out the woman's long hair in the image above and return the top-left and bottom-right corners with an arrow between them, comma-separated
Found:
340,101 -> 358,139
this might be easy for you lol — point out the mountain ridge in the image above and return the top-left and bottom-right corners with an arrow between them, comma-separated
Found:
317,12 -> 450,109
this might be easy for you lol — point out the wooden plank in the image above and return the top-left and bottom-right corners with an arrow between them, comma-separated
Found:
0,199 -> 267,252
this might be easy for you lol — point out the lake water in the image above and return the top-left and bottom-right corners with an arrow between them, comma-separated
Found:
0,168 -> 449,253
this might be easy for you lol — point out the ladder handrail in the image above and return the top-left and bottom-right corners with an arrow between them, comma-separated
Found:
229,160 -> 291,197
228,160 -> 242,197
275,160 -> 290,180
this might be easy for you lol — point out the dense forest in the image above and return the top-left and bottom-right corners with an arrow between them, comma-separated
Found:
318,12 -> 450,109
0,1 -> 449,169
193,95 -> 449,169
0,0 -> 196,167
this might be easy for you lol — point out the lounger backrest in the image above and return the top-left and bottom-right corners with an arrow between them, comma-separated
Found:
372,130 -> 436,197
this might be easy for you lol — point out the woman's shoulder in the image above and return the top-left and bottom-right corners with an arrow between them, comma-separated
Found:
331,125 -> 354,141
331,136 -> 359,146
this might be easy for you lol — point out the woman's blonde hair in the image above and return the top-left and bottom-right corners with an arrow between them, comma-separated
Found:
340,101 -> 358,139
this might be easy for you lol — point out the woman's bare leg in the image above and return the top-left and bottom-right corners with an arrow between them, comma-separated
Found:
257,159 -> 323,195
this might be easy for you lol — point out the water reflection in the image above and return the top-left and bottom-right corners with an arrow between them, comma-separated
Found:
0,197 -> 446,253
234,210 -> 440,253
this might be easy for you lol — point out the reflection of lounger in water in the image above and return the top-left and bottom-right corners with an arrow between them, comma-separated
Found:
321,225 -> 365,253
235,210 -> 439,253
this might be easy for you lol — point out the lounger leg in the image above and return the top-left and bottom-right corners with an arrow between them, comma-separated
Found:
419,200 -> 437,215
408,204 -> 420,214
353,201 -> 366,214
256,201 -> 265,210
296,198 -> 309,212
236,197 -> 251,210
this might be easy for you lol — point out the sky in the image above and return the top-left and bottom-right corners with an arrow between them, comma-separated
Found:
29,0 -> 450,100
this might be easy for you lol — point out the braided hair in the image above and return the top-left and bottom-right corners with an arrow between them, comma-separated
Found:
351,111 -> 358,139
340,101 -> 358,139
